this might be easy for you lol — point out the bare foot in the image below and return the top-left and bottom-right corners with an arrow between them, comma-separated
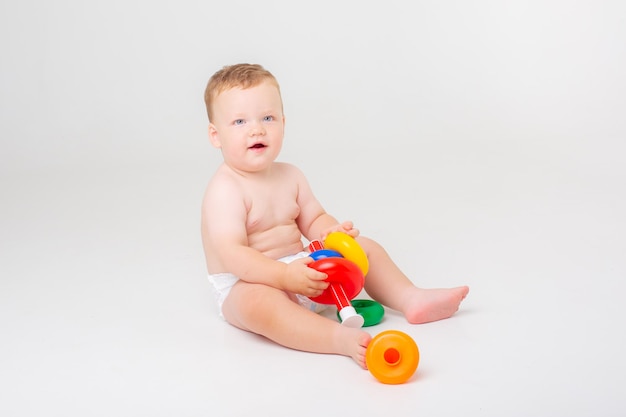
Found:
333,326 -> 372,369
403,286 -> 469,324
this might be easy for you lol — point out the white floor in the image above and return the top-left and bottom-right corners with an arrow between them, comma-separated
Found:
1,144 -> 625,416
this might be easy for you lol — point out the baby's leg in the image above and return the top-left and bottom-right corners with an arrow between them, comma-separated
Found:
357,236 -> 469,324
222,281 -> 372,368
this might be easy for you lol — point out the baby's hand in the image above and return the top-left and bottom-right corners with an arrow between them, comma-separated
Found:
283,257 -> 329,298
321,221 -> 360,240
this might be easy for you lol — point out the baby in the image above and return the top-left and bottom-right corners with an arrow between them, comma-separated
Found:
201,63 -> 469,369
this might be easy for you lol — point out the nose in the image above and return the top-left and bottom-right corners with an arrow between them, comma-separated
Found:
249,121 -> 266,136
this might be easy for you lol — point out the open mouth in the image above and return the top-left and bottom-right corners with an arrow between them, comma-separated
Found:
249,143 -> 266,149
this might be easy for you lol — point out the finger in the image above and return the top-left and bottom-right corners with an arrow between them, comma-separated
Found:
311,270 -> 327,281
311,279 -> 328,289
310,288 -> 324,298
312,281 -> 329,293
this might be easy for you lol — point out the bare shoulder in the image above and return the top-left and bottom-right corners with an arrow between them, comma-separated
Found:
202,164 -> 245,208
273,161 -> 307,181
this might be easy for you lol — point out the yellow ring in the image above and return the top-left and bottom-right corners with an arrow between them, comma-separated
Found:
323,232 -> 369,276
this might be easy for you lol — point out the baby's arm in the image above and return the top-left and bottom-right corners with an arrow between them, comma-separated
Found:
319,220 -> 359,240
202,174 -> 328,297
292,166 -> 359,241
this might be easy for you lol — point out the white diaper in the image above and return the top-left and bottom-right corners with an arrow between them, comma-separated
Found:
207,251 -> 329,319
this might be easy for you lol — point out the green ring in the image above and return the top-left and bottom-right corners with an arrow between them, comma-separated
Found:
337,299 -> 384,327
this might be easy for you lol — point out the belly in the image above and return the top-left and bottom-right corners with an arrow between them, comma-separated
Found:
248,223 -> 304,259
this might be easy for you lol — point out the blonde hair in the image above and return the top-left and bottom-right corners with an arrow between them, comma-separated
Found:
204,63 -> 281,122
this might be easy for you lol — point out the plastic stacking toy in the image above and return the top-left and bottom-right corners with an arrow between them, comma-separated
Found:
337,299 -> 384,327
366,330 -> 420,384
324,232 -> 369,276
307,233 -> 368,328
308,256 -> 365,328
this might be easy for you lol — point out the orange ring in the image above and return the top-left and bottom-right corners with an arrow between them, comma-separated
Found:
323,232 -> 369,276
366,330 -> 419,384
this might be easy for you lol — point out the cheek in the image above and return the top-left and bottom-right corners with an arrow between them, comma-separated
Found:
269,126 -> 284,142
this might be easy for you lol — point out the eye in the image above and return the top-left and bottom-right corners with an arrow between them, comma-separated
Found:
263,115 -> 274,122
234,119 -> 245,125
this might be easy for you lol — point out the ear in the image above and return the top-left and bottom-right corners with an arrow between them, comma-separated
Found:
208,123 -> 221,148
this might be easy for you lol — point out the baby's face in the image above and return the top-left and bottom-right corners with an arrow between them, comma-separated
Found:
209,81 -> 285,174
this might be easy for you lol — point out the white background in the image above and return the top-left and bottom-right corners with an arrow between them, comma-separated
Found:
1,1 -> 625,416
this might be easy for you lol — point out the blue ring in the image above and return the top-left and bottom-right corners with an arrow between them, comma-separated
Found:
309,249 -> 343,261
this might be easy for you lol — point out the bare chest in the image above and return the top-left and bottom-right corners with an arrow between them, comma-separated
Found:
245,184 -> 300,233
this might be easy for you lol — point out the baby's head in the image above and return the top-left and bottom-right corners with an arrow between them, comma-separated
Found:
204,63 -> 281,122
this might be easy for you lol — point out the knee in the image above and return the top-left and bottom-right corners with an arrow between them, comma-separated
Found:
355,235 -> 385,255
227,282 -> 288,318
